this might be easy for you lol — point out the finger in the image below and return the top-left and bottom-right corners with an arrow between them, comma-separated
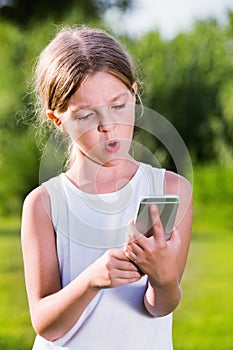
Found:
112,259 -> 143,279
107,249 -> 140,271
168,227 -> 181,247
108,269 -> 142,287
109,248 -> 131,261
115,269 -> 142,280
117,258 -> 140,272
114,274 -> 142,285
149,204 -> 166,245
127,220 -> 146,247
126,237 -> 144,253
124,240 -> 143,261
124,245 -> 137,261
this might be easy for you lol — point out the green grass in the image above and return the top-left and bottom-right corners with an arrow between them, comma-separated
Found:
173,235 -> 233,349
173,164 -> 233,349
0,165 -> 232,349
0,219 -> 35,350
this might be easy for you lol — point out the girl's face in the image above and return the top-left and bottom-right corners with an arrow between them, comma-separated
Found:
54,71 -> 137,166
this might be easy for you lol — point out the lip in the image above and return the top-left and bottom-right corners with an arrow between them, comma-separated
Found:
105,139 -> 120,153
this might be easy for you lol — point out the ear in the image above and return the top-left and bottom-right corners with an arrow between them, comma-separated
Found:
46,109 -> 62,128
132,82 -> 138,95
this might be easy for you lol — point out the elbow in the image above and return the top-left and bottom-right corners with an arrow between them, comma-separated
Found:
32,324 -> 54,342
31,314 -> 60,342
144,299 -> 181,318
144,286 -> 182,317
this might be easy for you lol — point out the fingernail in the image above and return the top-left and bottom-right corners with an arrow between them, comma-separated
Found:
150,204 -> 157,212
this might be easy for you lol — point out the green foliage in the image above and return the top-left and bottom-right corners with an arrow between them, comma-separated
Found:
0,18 -> 91,216
0,21 -> 26,128
1,10 -> 233,214
193,165 -> 233,204
0,21 -> 38,215
192,165 -> 233,234
128,15 -> 233,166
0,0 -> 133,27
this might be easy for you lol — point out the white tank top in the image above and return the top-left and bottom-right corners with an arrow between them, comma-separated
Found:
33,163 -> 173,350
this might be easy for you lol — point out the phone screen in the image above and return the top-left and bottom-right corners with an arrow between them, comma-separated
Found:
135,195 -> 179,240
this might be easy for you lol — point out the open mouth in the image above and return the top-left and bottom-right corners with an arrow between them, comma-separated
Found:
105,140 -> 120,153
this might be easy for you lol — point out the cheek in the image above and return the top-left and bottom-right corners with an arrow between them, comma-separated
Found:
67,121 -> 95,140
75,128 -> 98,150
120,124 -> 134,140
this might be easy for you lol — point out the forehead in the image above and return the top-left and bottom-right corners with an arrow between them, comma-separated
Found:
68,72 -> 131,112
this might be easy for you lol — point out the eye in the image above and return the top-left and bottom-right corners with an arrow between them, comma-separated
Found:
111,103 -> 126,111
74,111 -> 95,121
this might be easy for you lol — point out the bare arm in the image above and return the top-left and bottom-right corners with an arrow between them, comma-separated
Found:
21,187 -> 141,341
125,171 -> 192,317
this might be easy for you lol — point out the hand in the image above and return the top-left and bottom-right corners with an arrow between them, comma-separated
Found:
89,248 -> 142,289
125,205 -> 181,288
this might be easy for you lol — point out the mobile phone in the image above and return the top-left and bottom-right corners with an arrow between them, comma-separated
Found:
135,195 -> 179,240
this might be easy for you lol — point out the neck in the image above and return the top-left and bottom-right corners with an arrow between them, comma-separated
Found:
66,154 -> 139,194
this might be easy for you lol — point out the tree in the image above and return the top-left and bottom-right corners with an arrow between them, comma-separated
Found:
0,0 -> 133,28
1,10 -> 233,215
128,13 -> 233,166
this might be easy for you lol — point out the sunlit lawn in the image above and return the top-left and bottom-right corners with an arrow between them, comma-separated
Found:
0,165 -> 233,349
173,233 -> 233,349
173,165 -> 233,349
0,218 -> 35,350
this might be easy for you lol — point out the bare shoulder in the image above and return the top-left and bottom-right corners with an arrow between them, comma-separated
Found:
164,171 -> 193,227
164,170 -> 192,197
22,185 -> 51,220
21,185 -> 54,243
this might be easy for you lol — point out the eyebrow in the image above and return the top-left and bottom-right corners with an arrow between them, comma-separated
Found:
69,92 -> 130,114
110,92 -> 130,103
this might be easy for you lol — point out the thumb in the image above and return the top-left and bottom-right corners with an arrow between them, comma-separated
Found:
149,204 -> 165,243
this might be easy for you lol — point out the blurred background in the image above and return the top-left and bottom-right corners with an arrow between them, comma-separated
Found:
0,0 -> 232,349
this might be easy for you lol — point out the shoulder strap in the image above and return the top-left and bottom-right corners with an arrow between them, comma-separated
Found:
42,175 -> 68,234
140,163 -> 165,194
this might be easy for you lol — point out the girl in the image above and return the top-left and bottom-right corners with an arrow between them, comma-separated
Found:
21,26 -> 192,350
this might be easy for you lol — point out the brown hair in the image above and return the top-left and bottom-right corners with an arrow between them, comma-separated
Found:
34,26 -> 139,169
35,26 -> 136,116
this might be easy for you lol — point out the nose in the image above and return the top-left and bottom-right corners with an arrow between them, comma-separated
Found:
97,107 -> 116,133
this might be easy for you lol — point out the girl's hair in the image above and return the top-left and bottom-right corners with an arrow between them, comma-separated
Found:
35,26 -> 137,116
34,26 -> 139,169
